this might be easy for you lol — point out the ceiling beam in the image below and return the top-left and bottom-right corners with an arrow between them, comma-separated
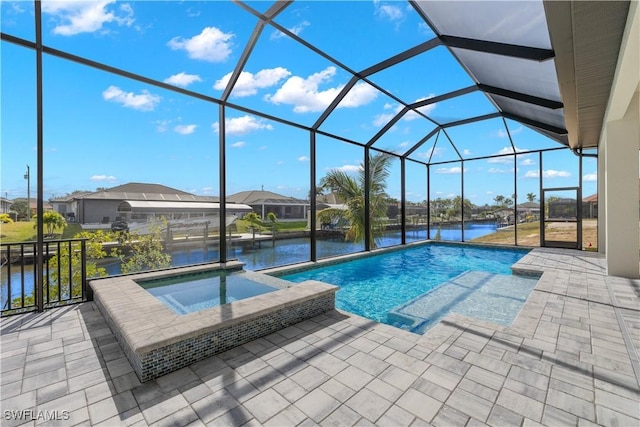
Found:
359,38 -> 442,78
221,22 -> 265,101
440,35 -> 555,61
366,107 -> 409,147
502,112 -> 568,135
478,84 -> 564,109
442,113 -> 501,128
403,128 -> 440,158
410,86 -> 478,109
263,1 -> 291,20
312,77 -> 359,130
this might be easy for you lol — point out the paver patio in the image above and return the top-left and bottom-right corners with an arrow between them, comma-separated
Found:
1,248 -> 639,426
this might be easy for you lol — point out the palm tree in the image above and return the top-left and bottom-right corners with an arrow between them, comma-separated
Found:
450,196 -> 475,220
35,211 -> 67,237
243,212 -> 262,245
266,212 -> 278,243
266,212 -> 278,227
526,193 -> 537,203
317,152 -> 392,248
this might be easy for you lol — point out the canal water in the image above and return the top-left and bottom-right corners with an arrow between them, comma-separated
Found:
2,222 -> 497,308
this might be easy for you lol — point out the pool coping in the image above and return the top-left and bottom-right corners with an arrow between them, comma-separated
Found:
89,261 -> 338,381
261,239 -> 535,277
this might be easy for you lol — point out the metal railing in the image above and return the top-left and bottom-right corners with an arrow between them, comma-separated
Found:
1,238 -> 88,316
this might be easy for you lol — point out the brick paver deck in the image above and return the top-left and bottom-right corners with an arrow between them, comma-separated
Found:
2,248 -> 639,426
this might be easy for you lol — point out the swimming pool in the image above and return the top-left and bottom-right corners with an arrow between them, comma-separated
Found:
278,243 -> 538,333
137,271 -> 278,315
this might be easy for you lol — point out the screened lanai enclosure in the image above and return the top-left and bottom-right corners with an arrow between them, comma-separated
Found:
3,0 -> 630,313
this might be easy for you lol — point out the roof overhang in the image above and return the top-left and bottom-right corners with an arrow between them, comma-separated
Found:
544,0 -> 631,149
117,200 -> 252,213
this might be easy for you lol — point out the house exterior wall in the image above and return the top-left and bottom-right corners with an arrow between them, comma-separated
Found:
78,199 -> 123,224
0,199 -> 11,214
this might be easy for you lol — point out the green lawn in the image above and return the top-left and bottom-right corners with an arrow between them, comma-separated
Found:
0,221 -> 83,243
0,221 -> 37,242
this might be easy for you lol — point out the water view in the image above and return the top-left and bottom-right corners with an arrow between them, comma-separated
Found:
1,221 -> 497,307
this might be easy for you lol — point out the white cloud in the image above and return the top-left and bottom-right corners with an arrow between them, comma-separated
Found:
373,112 -> 395,127
494,125 -> 524,138
415,146 -> 442,160
510,125 -> 524,135
168,27 -> 234,62
214,67 -> 291,97
399,141 -> 409,148
488,167 -> 514,174
164,72 -> 202,88
42,0 -> 134,36
486,146 -> 527,164
583,173 -> 597,182
174,124 -> 196,135
374,1 -> 404,22
298,156 -> 309,162
341,82 -> 379,107
102,85 -> 160,111
494,146 -> 516,156
155,120 -> 171,132
520,158 -> 535,166
525,169 -> 571,179
91,174 -> 117,182
231,141 -> 246,148
374,102 -> 403,126
486,191 -> 494,195
265,67 -> 377,113
10,3 -> 25,14
463,149 -> 471,155
409,96 -> 437,119
544,170 -> 571,178
378,95 -> 436,124
435,167 -> 462,174
211,115 -> 274,136
186,8 -> 200,18
271,20 -> 310,40
335,164 -> 361,173
495,128 -> 510,138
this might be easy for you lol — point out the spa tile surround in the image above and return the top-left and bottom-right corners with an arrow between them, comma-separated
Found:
90,262 -> 337,381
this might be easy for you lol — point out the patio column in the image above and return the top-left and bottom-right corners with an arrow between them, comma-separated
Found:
602,3 -> 640,278
603,92 -> 639,278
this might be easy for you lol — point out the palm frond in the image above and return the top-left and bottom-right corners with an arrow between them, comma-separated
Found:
320,170 -> 361,201
319,151 -> 395,248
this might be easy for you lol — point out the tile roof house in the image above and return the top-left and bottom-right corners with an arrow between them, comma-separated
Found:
227,190 -> 310,220
51,183 -> 251,227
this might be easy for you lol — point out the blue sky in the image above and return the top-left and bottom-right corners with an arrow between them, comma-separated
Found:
1,0 -> 597,206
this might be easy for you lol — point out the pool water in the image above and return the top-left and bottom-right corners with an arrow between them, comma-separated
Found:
137,271 -> 277,315
279,243 -> 537,333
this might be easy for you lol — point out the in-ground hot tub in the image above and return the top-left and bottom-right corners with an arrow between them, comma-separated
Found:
90,261 -> 337,382
138,269 -> 280,315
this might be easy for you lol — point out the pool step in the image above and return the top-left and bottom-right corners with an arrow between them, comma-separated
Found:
387,270 -> 538,334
